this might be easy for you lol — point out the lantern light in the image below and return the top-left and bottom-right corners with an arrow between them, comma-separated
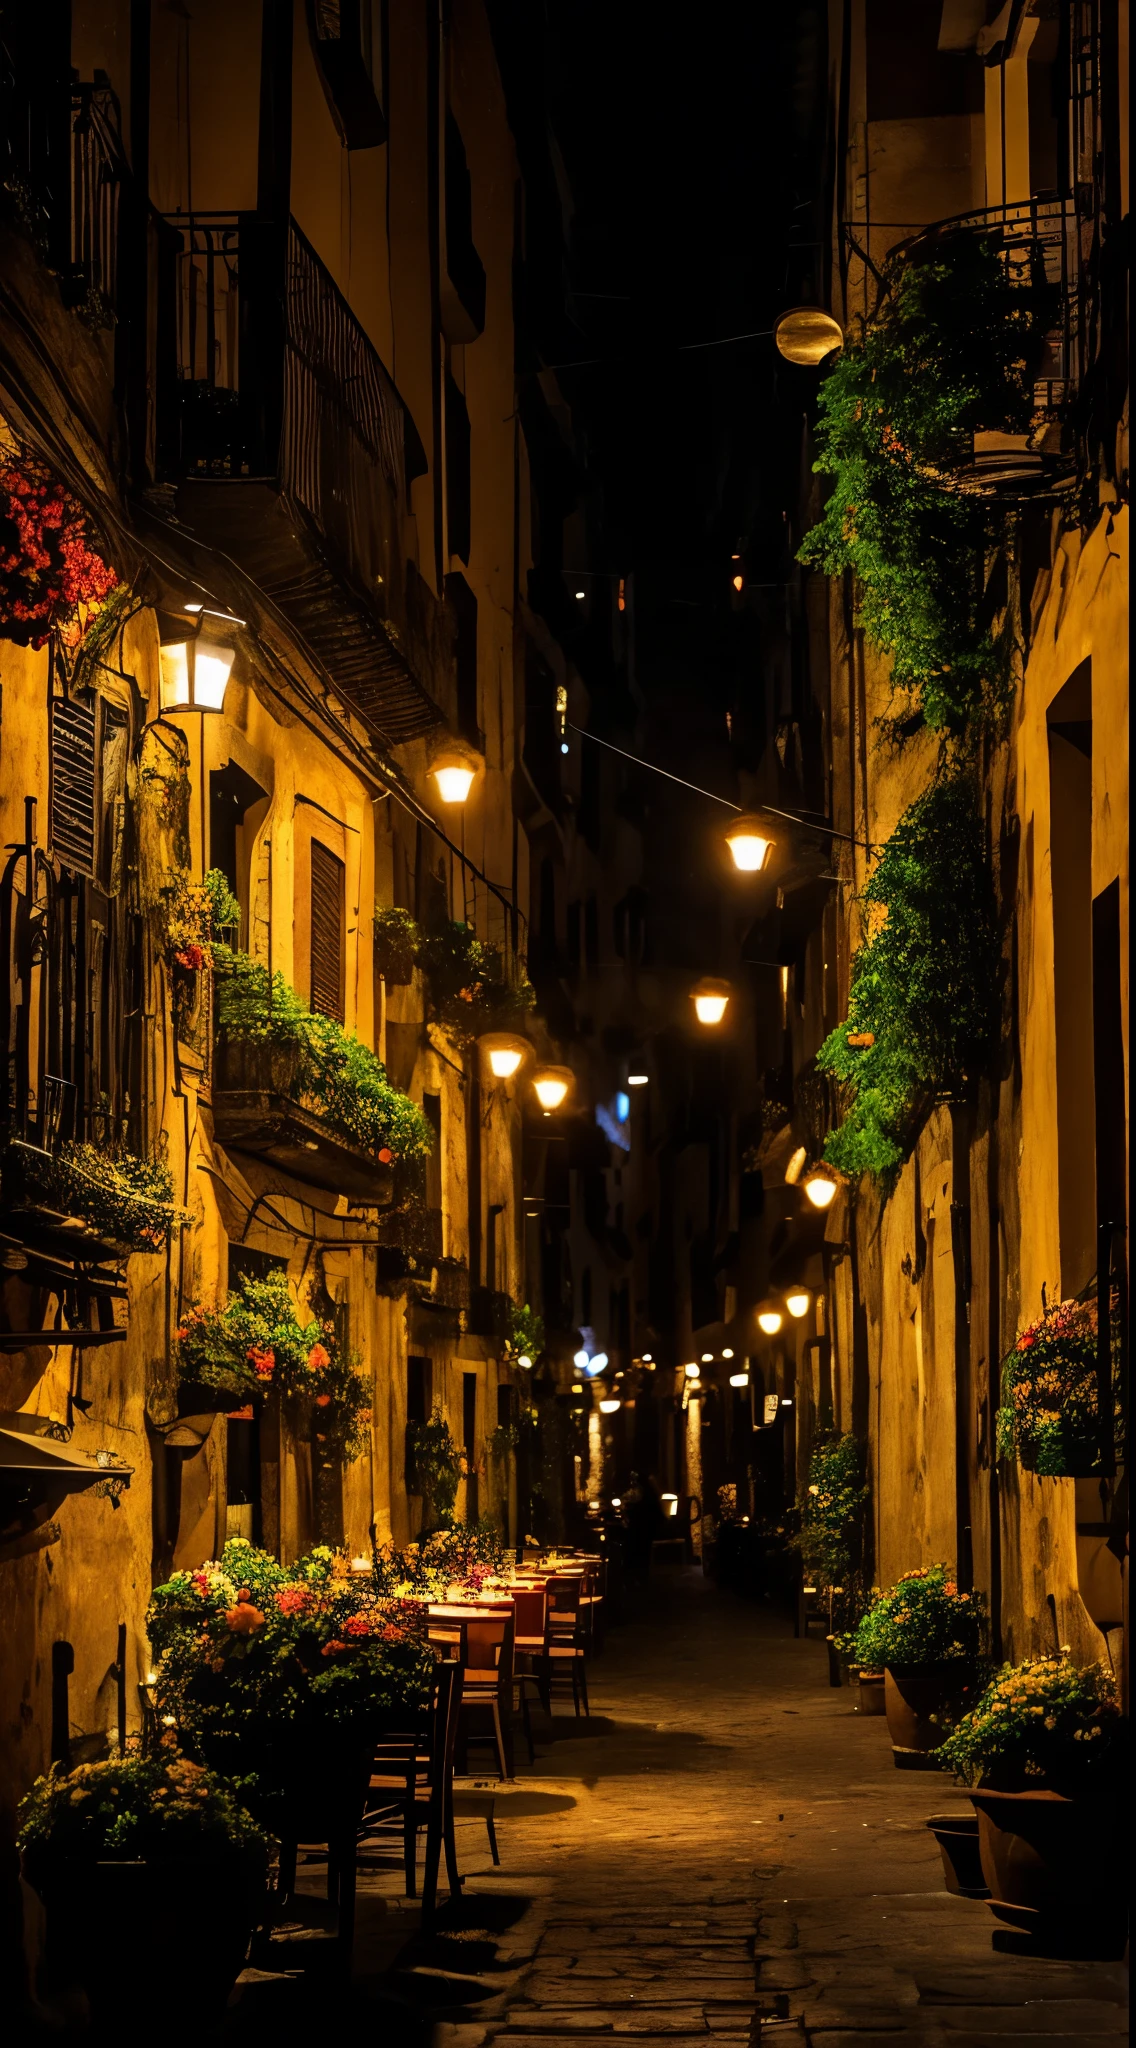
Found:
701,1352 -> 713,1363
533,1065 -> 573,1112
725,813 -> 775,873
722,1348 -> 734,1360
804,1169 -> 840,1210
784,1146 -> 807,1186
627,1072 -> 648,1086
429,739 -> 481,805
684,1363 -> 700,1379
158,610 -> 238,712
517,1354 -> 533,1370
758,1309 -> 783,1336
641,1351 -> 653,1363
479,1031 -> 530,1080
573,1348 -> 589,1372
599,1397 -> 621,1414
586,1352 -> 609,1376
611,1497 -> 622,1507
774,306 -> 844,366
729,1373 -> 750,1389
691,977 -> 732,1026
785,1289 -> 810,1319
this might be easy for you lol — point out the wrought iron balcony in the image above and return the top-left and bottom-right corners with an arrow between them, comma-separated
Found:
156,211 -> 448,747
211,1033 -> 400,1206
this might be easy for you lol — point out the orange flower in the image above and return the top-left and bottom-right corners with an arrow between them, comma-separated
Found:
315,1393 -> 331,1408
307,1343 -> 330,1373
248,1346 -> 275,1380
224,1601 -> 265,1635
276,1586 -> 310,1617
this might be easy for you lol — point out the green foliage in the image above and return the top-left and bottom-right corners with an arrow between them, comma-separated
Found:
369,1519 -> 505,1597
504,1301 -> 545,1365
213,943 -> 432,1162
23,1139 -> 191,1250
146,1540 -> 433,1826
18,1751 -> 269,1882
202,867 -> 241,934
176,1272 -> 371,1460
936,1655 -> 1122,1791
847,1564 -> 986,1673
406,1407 -> 463,1531
798,234 -> 1054,732
818,775 -> 997,1183
997,1295 -> 1118,1476
373,905 -> 419,980
416,918 -> 536,1048
795,1433 -> 868,1587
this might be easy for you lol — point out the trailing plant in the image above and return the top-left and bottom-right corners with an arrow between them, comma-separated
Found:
504,1301 -> 545,1367
18,1750 -> 269,1882
997,1294 -> 1120,1477
486,1421 -> 518,1462
176,1271 -> 371,1459
405,1407 -> 462,1530
17,1139 -> 191,1250
417,918 -> 536,1049
846,1565 -> 985,1676
373,905 -> 419,982
146,1539 -> 433,1825
163,867 -> 241,971
794,1432 -> 868,1588
798,233 -> 1055,733
0,442 -> 118,648
212,944 -> 432,1163
817,775 -> 997,1184
936,1655 -> 1122,1793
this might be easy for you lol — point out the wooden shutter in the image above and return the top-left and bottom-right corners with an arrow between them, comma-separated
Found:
50,697 -> 98,876
310,839 -> 345,1021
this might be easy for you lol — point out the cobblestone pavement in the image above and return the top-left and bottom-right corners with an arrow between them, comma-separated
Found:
227,1568 -> 1127,2047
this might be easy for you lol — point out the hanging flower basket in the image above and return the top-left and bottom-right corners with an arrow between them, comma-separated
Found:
373,905 -> 418,984
176,1271 -> 372,1459
0,445 -> 118,648
996,1296 -> 1120,1478
2,1139 -> 191,1252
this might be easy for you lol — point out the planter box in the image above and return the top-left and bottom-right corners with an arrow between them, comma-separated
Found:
969,1787 -> 1126,1953
884,1664 -> 967,1763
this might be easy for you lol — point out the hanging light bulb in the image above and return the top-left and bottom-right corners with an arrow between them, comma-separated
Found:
517,1354 -> 533,1370
684,1362 -> 700,1378
725,813 -> 775,873
691,977 -> 731,1026
774,306 -> 844,366
722,1347 -> 734,1360
785,1289 -> 810,1319
758,1309 -> 783,1335
804,1169 -> 839,1210
573,1348 -> 590,1372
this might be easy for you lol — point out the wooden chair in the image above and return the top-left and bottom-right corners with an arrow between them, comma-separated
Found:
359,1658 -> 462,1930
512,1584 -> 550,1761
456,1611 -> 515,1781
544,1574 -> 590,1717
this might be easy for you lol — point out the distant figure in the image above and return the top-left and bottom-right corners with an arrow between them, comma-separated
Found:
625,1470 -> 664,1585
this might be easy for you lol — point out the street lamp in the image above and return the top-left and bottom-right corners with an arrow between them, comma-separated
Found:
158,609 -> 238,712
429,742 -> 480,805
804,1168 -> 840,1210
724,813 -> 775,873
532,1064 -> 573,1112
774,307 -> 844,366
691,977 -> 731,1026
599,1398 -> 621,1414
729,1372 -> 750,1389
478,1031 -> 529,1080
683,1363 -> 700,1379
785,1289 -> 810,1319
757,1308 -> 783,1335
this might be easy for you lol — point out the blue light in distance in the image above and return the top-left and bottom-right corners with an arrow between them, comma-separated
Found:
616,1091 -> 630,1122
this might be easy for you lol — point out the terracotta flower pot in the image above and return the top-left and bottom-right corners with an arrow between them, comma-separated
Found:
857,1668 -> 886,1716
39,1853 -> 262,2024
925,1812 -> 988,1898
968,1786 -> 1123,1952
884,1664 -> 964,1760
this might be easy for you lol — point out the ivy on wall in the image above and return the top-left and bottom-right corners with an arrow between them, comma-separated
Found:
817,775 -> 998,1184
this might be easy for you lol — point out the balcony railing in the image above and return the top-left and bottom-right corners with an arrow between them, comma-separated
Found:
158,211 -> 444,746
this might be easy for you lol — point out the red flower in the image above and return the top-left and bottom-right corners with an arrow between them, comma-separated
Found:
315,1393 -> 331,1409
378,1148 -> 392,1164
248,1346 -> 275,1380
307,1343 -> 330,1373
343,1614 -> 373,1637
276,1586 -> 311,1617
175,944 -> 205,972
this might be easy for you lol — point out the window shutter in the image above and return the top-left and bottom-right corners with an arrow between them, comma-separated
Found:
310,840 -> 345,1021
50,697 -> 98,876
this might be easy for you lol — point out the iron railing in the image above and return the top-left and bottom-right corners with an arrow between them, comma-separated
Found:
0,53 -> 126,321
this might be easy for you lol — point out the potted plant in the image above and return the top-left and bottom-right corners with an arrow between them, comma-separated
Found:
147,1538 -> 434,1838
416,917 -> 536,1049
2,1137 -> 192,1252
406,1407 -> 464,1533
18,1748 -> 268,2024
848,1565 -> 985,1762
997,1295 -> 1120,1477
936,1655 -> 1124,1944
373,904 -> 419,984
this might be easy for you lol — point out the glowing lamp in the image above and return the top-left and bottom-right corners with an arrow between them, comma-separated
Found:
701,1352 -> 713,1363
729,1373 -> 750,1389
641,1351 -> 653,1363
785,1289 -> 810,1319
684,1363 -> 700,1379
691,977 -> 731,1026
804,1169 -> 839,1210
599,1398 -> 621,1414
731,573 -> 744,593
725,813 -> 774,873
533,1065 -> 573,1112
479,1031 -> 529,1080
431,760 -> 476,804
611,1496 -> 622,1507
774,306 -> 844,366
722,1348 -> 734,1359
517,1354 -> 533,1371
586,1352 -> 608,1376
573,1349 -> 589,1372
627,1072 -> 648,1086
159,611 -> 237,712
784,1146 -> 807,1186
757,1309 -> 783,1336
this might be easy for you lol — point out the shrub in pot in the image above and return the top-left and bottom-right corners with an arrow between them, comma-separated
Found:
19,1749 -> 268,2024
847,1565 -> 985,1760
935,1655 -> 1124,1939
148,1538 -> 434,1837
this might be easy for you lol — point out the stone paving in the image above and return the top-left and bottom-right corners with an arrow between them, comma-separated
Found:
226,1566 -> 1128,2047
